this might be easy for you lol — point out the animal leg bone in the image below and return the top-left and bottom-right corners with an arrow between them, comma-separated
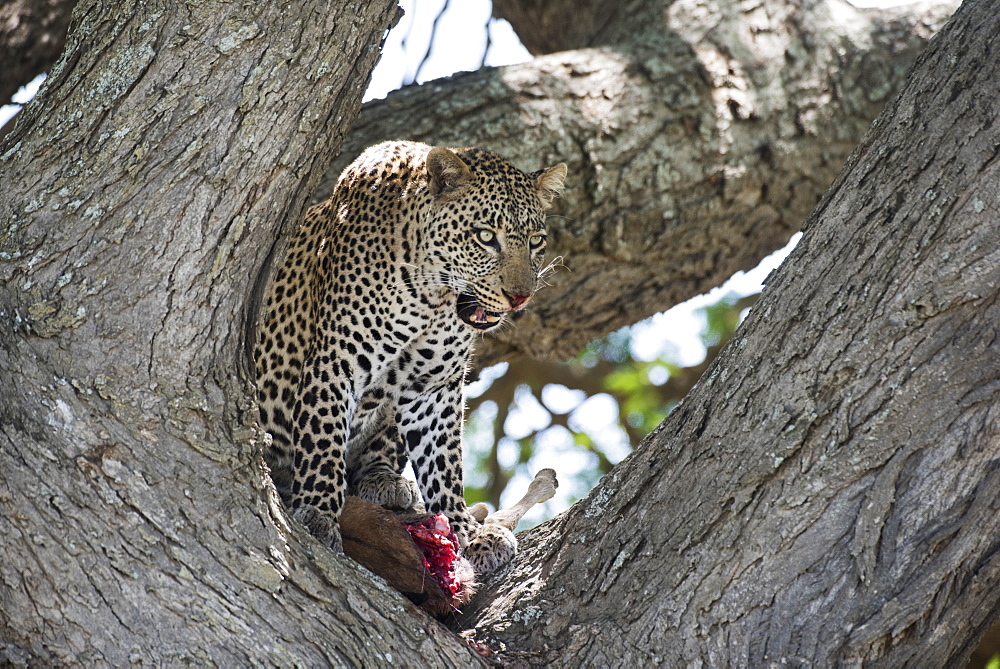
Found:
468,469 -> 558,530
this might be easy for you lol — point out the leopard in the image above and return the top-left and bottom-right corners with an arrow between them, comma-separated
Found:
254,140 -> 566,574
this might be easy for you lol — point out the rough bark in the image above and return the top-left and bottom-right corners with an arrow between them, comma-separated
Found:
460,0 -> 1000,664
0,0 -> 75,105
330,0 -> 955,369
2,0 -> 995,665
491,0 -> 644,55
0,0 -> 486,665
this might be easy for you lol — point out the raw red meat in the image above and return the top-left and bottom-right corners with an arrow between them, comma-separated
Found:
404,513 -> 462,598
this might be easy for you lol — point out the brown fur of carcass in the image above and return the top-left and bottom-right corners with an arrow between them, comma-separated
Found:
340,496 -> 475,616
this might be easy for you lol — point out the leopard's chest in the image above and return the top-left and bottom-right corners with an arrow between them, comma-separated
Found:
346,312 -> 472,438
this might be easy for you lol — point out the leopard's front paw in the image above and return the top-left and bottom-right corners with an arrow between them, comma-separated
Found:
463,523 -> 517,575
291,505 -> 343,553
352,471 -> 423,511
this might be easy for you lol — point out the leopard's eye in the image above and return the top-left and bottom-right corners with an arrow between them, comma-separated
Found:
529,234 -> 546,249
476,229 -> 497,246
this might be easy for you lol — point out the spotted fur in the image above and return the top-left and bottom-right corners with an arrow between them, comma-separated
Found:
255,141 -> 566,573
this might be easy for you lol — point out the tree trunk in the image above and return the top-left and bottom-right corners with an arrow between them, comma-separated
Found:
460,0 -> 1000,664
0,0 -> 76,105
3,0 -> 995,665
330,0 -> 956,368
491,0 -> 639,55
0,0 -> 484,665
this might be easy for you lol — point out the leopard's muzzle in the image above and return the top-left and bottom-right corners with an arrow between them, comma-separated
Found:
456,292 -> 504,331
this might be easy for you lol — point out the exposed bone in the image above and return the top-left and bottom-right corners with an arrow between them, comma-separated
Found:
469,502 -> 490,523
337,469 -> 559,614
469,469 -> 559,531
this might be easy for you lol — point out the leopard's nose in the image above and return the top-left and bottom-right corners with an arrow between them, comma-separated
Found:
503,289 -> 530,310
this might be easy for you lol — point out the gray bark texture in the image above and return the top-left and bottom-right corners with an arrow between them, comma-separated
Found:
0,0 -> 486,665
491,0 -> 633,55
328,0 -> 956,369
0,0 -> 75,105
2,0 -> 995,665
461,0 -> 1000,664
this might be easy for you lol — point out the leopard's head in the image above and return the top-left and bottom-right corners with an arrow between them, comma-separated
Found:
422,146 -> 567,332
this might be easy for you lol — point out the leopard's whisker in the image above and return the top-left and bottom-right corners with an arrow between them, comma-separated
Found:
537,255 -> 567,282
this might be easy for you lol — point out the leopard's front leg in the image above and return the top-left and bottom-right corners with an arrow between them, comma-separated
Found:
397,375 -> 517,574
348,415 -> 423,511
287,354 -> 355,553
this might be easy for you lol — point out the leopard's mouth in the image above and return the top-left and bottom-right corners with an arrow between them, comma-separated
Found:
456,292 -> 504,331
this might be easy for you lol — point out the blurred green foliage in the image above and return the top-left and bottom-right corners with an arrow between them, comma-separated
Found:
462,292 -> 757,517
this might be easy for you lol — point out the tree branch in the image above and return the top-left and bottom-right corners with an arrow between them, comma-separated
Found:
0,0 -> 490,664
459,0 -> 1000,662
0,0 -> 75,105
491,0 -> 650,55
327,0 -> 955,368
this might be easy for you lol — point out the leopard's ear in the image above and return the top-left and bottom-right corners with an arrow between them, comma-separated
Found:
427,147 -> 473,197
535,163 -> 567,209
